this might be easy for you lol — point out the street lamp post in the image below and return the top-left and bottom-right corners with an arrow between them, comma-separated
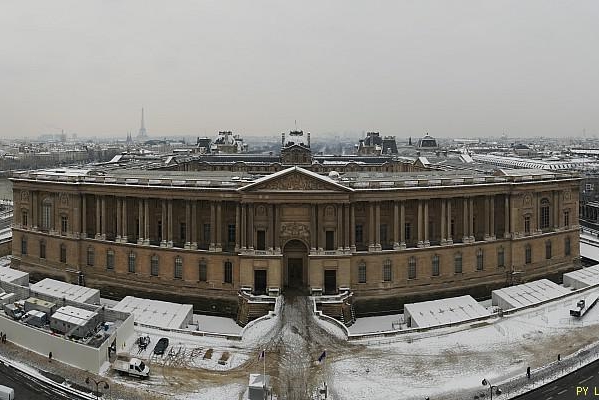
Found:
86,377 -> 109,400
482,378 -> 501,400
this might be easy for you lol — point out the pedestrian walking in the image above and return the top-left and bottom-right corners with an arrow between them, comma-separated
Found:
526,366 -> 531,379
48,351 -> 52,363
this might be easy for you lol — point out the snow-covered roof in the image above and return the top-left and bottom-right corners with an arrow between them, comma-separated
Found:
31,278 -> 100,304
248,373 -> 270,389
563,264 -> 599,289
404,295 -> 490,328
51,305 -> 97,326
111,296 -> 193,329
491,279 -> 570,310
239,166 -> 353,192
0,267 -> 29,285
580,242 -> 599,262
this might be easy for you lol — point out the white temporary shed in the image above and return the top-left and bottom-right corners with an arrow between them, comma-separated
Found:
111,296 -> 193,329
404,295 -> 490,328
491,279 -> 569,310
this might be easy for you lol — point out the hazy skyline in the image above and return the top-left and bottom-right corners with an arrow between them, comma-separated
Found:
1,1 -> 598,139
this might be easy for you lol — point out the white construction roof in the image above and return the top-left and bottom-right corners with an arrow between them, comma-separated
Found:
52,305 -> 97,326
30,278 -> 100,304
0,268 -> 29,285
404,295 -> 490,328
563,264 -> 599,289
580,242 -> 599,262
111,296 -> 193,329
491,279 -> 570,310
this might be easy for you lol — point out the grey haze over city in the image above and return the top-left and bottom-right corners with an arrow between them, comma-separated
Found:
1,0 -> 598,139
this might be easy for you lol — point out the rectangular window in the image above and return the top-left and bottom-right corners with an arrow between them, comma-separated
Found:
180,222 -> 186,243
174,257 -> 183,279
454,254 -> 462,274
128,252 -> 136,273
228,224 -> 236,243
565,237 -> 571,256
408,258 -> 416,279
106,250 -> 114,270
158,220 -> 162,242
199,261 -> 207,282
355,224 -> 363,244
476,250 -> 484,271
358,263 -> 366,283
60,245 -> 67,263
39,241 -> 46,259
540,205 -> 550,230
22,211 -> 28,227
203,224 -> 211,244
383,261 -> 392,282
61,216 -> 68,234
525,246 -> 532,264
545,241 -> 552,259
87,247 -> 95,267
432,255 -> 440,276
524,216 -> 531,234
21,237 -> 27,255
257,230 -> 266,250
42,203 -> 52,230
405,222 -> 411,241
151,256 -> 159,276
325,230 -> 335,251
451,219 -> 455,237
586,183 -> 594,192
497,248 -> 505,268
224,261 -> 233,284
564,211 -> 570,227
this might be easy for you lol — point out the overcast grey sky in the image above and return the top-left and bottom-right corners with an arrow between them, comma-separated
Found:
1,1 -> 598,139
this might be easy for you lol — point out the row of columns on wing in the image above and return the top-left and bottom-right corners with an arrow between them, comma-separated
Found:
20,191 -> 570,252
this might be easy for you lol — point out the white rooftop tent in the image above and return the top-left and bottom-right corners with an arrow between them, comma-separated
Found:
31,278 -> 100,304
0,268 -> 29,286
491,279 -> 570,310
563,264 -> 599,289
111,296 -> 193,329
404,295 -> 490,328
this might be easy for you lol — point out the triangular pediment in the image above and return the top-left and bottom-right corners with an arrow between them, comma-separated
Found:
239,167 -> 352,192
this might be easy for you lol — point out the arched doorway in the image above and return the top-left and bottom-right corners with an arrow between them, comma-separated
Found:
283,239 -> 308,289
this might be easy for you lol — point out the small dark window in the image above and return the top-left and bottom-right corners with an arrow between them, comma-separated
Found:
355,224 -> 363,244
106,250 -> 114,270
86,247 -> 95,266
224,261 -> 233,284
432,255 -> 440,276
383,259 -> 392,282
128,252 -> 136,272
408,257 -> 416,279
358,262 -> 366,283
454,253 -> 462,274
151,255 -> 159,276
39,240 -> 46,259
545,240 -> 552,259
565,237 -> 571,256
199,260 -> 207,282
476,249 -> 484,271
228,224 -> 236,243
21,236 -> 27,255
497,247 -> 505,268
174,256 -> 183,279
60,244 -> 67,263
525,244 -> 532,264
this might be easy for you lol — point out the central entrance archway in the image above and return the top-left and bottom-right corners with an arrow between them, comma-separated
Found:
283,239 -> 308,289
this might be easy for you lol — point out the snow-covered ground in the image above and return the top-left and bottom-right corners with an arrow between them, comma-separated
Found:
328,288 -> 599,400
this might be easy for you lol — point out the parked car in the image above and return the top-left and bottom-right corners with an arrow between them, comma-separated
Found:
153,337 -> 169,355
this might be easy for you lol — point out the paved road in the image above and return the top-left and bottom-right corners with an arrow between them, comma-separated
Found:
515,359 -> 599,400
0,362 -> 84,400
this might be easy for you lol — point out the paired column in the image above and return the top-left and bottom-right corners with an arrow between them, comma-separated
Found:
185,201 -> 191,249
137,199 -> 144,244
95,196 -> 101,239
143,199 -> 149,245
116,198 -> 122,242
161,200 -> 167,247
374,202 -> 381,250
80,194 -> 86,238
241,204 -> 247,250
310,204 -> 317,251
210,202 -> 216,250
274,204 -> 281,252
423,200 -> 429,247
400,201 -> 406,248
368,203 -> 375,251
417,200 -> 424,247
167,199 -> 173,247
440,199 -> 446,244
216,203 -> 222,250
235,204 -> 241,251
446,198 -> 453,244
344,203 -> 350,251
504,194 -> 511,238
468,197 -> 474,241
337,204 -> 343,250
462,197 -> 469,243
191,201 -> 198,249
122,197 -> 127,242
269,204 -> 275,251
349,203 -> 356,252
248,204 -> 254,250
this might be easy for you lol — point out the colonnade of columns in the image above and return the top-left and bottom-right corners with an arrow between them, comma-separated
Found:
18,189 -> 574,254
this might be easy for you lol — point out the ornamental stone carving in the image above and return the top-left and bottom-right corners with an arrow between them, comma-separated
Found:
280,222 -> 310,239
563,190 -> 571,202
59,193 -> 69,206
261,173 -> 330,191
523,193 -> 532,207
20,190 -> 29,202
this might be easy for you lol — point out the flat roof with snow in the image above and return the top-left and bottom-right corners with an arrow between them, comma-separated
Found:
111,296 -> 193,329
404,295 -> 490,328
0,267 -> 29,285
52,305 -> 98,326
563,264 -> 599,289
30,278 -> 101,304
491,279 -> 570,310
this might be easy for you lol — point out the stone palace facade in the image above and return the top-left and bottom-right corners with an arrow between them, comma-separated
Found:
10,165 -> 580,314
